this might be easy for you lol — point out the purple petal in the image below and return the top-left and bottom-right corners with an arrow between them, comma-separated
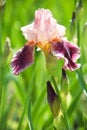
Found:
51,39 -> 80,71
11,43 -> 34,75
64,42 -> 80,62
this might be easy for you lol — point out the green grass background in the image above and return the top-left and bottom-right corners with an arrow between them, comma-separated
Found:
0,0 -> 87,130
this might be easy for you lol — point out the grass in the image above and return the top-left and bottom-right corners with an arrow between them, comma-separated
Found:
0,0 -> 87,130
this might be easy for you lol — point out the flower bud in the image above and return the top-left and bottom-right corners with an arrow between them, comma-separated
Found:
76,0 -> 83,21
83,113 -> 87,130
82,22 -> 87,62
47,81 -> 60,117
61,69 -> 69,94
0,0 -> 5,6
0,0 -> 6,13
3,37 -> 12,58
70,11 -> 76,38
54,113 -> 65,130
83,22 -> 87,35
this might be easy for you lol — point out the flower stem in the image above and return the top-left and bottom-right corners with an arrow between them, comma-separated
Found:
0,5 -> 2,88
0,19 -> 2,55
17,64 -> 38,130
52,76 -> 70,130
77,22 -> 80,46
0,0 -> 5,54
28,101 -> 34,130
0,1 -> 6,123
76,11 -> 87,93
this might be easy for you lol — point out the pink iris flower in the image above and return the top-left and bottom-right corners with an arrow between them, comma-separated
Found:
11,8 -> 80,75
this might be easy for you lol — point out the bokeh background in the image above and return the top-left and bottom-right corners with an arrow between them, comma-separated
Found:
0,0 -> 87,130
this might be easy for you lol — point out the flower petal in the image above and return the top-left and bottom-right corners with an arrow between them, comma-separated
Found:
21,23 -> 37,42
34,8 -> 56,42
11,43 -> 34,75
51,39 -> 80,71
64,59 -> 81,71
21,8 -> 66,43
65,42 -> 80,62
34,8 -> 66,42
56,24 -> 66,37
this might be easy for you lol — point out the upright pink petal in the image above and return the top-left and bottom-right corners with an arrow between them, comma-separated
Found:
51,39 -> 80,71
11,43 -> 34,75
21,23 -> 37,42
21,8 -> 66,44
34,8 -> 66,42
56,24 -> 66,37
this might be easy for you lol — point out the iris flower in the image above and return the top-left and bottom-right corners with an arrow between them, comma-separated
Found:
11,8 -> 80,75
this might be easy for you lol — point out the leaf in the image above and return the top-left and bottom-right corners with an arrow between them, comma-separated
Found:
83,113 -> 87,130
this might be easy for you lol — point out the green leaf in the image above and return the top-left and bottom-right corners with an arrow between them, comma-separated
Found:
83,113 -> 87,130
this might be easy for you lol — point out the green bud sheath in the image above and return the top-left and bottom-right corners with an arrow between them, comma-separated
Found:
76,0 -> 83,21
3,37 -> 12,58
45,52 -> 64,83
61,69 -> 69,95
47,81 -> 60,117
70,11 -> 76,38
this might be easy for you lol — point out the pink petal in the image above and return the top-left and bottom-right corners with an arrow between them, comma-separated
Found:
21,8 -> 66,43
56,24 -> 66,37
21,23 -> 37,42
34,8 -> 56,42
34,8 -> 66,42
51,39 -> 80,71
11,43 -> 34,75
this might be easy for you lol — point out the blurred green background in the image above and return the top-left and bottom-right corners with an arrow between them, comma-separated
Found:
0,0 -> 87,130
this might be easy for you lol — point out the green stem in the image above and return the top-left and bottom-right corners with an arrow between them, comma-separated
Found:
0,13 -> 2,54
77,21 -> 80,47
17,99 -> 28,130
17,85 -> 34,130
17,64 -> 37,130
67,89 -> 82,116
0,3 -> 5,123
52,76 -> 70,130
76,13 -> 87,93
0,6 -> 2,116
76,69 -> 87,92
0,1 -> 5,54
28,101 -> 34,130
